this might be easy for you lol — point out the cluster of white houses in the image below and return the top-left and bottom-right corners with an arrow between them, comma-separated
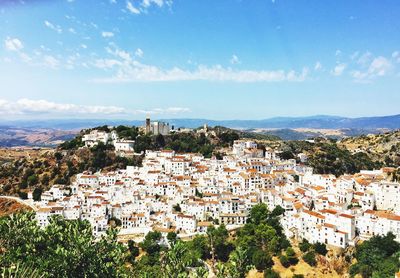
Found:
81,118 -> 176,156
32,139 -> 400,249
82,129 -> 135,155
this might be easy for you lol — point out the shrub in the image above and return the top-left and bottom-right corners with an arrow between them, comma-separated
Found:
286,247 -> 298,265
313,242 -> 328,256
303,251 -> 317,266
252,249 -> 273,272
279,255 -> 290,268
299,239 -> 311,253
264,268 -> 280,278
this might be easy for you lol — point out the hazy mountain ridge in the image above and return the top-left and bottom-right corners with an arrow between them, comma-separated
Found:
0,114 -> 399,146
2,114 -> 399,130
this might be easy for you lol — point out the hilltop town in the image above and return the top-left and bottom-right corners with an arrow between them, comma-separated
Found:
1,121 -> 400,277
26,125 -> 400,250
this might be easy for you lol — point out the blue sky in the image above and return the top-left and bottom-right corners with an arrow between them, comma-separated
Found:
0,0 -> 399,120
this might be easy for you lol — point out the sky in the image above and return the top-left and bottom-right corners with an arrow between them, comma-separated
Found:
0,0 -> 399,120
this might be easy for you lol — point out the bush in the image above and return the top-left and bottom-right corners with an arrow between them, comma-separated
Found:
252,249 -> 273,272
303,251 -> 317,266
313,242 -> 328,256
32,188 -> 42,201
128,240 -> 140,259
286,247 -> 298,265
279,255 -> 290,268
18,191 -> 28,199
264,268 -> 280,278
299,239 -> 311,253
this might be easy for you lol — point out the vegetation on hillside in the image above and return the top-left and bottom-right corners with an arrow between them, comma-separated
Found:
275,139 -> 383,176
0,204 -> 299,277
349,233 -> 400,278
0,213 -> 129,278
2,201 -> 399,277
339,130 -> 400,167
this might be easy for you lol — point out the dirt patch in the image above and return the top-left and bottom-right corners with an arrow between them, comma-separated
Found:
0,198 -> 33,217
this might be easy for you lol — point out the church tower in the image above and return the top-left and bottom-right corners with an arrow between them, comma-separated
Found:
145,116 -> 151,134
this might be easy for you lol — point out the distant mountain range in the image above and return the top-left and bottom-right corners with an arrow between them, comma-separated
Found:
164,114 -> 400,130
1,114 -> 399,130
0,114 -> 399,146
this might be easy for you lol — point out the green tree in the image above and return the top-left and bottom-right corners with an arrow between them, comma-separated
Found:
249,203 -> 269,225
299,239 -> 311,253
252,249 -> 273,272
139,231 -> 162,256
303,251 -> 317,266
313,242 -> 328,256
279,255 -> 290,268
189,235 -> 211,260
32,188 -> 42,201
167,232 -> 178,245
350,233 -> 400,278
264,268 -> 280,278
0,213 -> 128,278
285,247 -> 298,265
128,240 -> 140,261
227,246 -> 251,278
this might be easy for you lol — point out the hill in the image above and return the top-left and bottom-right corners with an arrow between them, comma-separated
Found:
339,130 -> 400,167
0,126 -> 77,147
0,125 -> 277,197
0,198 -> 33,217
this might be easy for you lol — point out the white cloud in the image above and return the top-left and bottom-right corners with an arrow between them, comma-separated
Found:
44,20 -> 62,34
68,28 -> 76,34
135,48 -> 144,58
93,59 -> 122,69
0,98 -> 189,117
19,53 -> 32,63
94,44 -> 308,82
335,49 -> 342,56
350,51 -> 359,60
351,56 -> 392,81
43,55 -> 60,69
0,99 -> 127,115
392,51 -> 400,63
133,107 -> 190,115
101,31 -> 114,38
230,54 -> 240,65
94,62 -> 308,83
4,37 -> 23,51
127,0 -> 172,14
357,51 -> 372,66
141,0 -> 172,8
332,63 -> 346,76
94,45 -> 308,82
368,56 -> 391,76
126,1 -> 141,14
314,61 -> 322,71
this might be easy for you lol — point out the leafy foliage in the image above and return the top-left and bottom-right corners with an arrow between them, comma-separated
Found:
302,251 -> 317,266
350,233 -> 400,278
313,242 -> 328,256
278,140 -> 382,176
0,213 -> 128,278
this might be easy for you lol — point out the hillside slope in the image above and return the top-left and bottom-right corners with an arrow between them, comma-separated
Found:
0,125 -> 277,197
339,130 -> 400,166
